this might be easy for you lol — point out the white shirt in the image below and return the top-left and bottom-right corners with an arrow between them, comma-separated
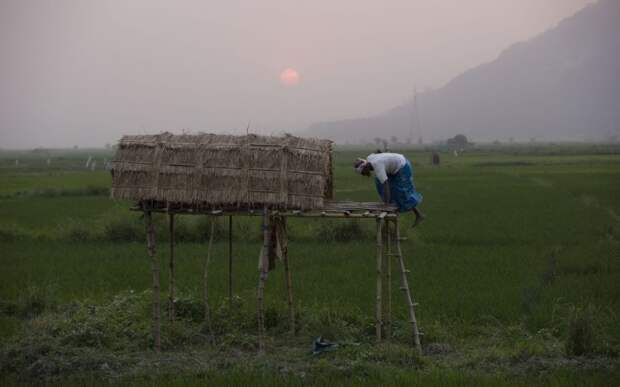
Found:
367,153 -> 406,184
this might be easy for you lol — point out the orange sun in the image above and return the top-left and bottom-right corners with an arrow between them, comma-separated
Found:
279,68 -> 300,86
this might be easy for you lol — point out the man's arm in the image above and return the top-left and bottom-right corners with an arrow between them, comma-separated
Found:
383,181 -> 390,204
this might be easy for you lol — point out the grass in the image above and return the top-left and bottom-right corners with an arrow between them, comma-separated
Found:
0,144 -> 619,385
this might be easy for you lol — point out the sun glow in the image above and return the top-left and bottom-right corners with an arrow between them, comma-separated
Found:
279,68 -> 300,86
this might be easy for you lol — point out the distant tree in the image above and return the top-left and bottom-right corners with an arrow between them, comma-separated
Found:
390,136 -> 398,145
381,139 -> 389,151
446,134 -> 470,147
373,137 -> 382,146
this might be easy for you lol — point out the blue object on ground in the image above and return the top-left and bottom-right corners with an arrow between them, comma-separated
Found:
312,336 -> 337,355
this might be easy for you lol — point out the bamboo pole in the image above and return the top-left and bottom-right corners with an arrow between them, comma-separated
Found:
257,207 -> 270,353
203,217 -> 215,340
394,217 -> 422,354
280,217 -> 295,335
144,211 -> 161,352
385,219 -> 392,339
168,213 -> 175,323
228,215 -> 233,309
375,218 -> 383,342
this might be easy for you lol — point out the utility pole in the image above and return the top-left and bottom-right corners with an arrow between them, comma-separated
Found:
410,86 -> 423,145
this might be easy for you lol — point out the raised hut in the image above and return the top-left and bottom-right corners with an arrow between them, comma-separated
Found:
110,132 -> 421,354
110,132 -> 333,210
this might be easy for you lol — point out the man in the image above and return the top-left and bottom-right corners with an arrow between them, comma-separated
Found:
354,152 -> 425,227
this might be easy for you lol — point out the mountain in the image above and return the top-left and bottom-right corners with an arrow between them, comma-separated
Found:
305,0 -> 620,143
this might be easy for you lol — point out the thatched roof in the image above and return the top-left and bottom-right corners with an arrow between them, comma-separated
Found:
110,132 -> 333,210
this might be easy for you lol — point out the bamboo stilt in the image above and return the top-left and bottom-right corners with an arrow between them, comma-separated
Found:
144,211 -> 161,352
168,213 -> 175,323
394,217 -> 422,354
375,218 -> 383,342
203,217 -> 215,340
385,219 -> 392,339
228,215 -> 233,308
257,208 -> 270,353
280,217 -> 295,335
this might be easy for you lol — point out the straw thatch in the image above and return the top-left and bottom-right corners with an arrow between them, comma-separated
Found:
110,132 -> 333,210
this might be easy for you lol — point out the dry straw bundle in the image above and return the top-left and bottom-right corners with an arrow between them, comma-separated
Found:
110,132 -> 333,210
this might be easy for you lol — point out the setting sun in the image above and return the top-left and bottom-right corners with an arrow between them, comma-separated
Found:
279,68 -> 300,86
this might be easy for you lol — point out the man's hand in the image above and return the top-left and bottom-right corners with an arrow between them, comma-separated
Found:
383,181 -> 390,204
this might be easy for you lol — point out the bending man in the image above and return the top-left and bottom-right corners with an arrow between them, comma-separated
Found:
354,152 -> 425,227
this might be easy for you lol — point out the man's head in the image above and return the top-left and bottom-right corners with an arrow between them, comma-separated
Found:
354,158 -> 372,176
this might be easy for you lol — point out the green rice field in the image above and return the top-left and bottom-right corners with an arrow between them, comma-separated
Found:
1,144 -> 619,385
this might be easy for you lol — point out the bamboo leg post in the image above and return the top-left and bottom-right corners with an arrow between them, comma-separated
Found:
168,213 -> 176,323
257,208 -> 270,353
394,217 -> 422,354
144,211 -> 161,352
375,218 -> 383,343
385,219 -> 392,339
281,218 -> 295,335
228,215 -> 233,309
203,217 -> 215,341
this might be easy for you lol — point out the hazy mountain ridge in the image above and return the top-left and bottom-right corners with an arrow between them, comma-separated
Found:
306,0 -> 620,143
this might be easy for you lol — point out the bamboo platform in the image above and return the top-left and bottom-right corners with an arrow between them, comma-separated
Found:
136,200 -> 422,355
132,200 -> 399,218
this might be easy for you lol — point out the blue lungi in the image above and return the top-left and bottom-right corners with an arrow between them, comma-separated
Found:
374,160 -> 422,211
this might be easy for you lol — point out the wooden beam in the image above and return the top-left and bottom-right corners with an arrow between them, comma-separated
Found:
385,219 -> 392,339
144,211 -> 161,352
280,217 -> 295,335
203,217 -> 215,341
228,215 -> 233,308
132,207 -> 399,219
375,218 -> 383,343
257,207 -> 270,353
168,213 -> 175,323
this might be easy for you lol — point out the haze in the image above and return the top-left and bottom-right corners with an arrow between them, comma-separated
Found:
0,0 -> 593,148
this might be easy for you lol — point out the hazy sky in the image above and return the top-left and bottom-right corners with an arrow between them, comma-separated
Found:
0,0 -> 593,148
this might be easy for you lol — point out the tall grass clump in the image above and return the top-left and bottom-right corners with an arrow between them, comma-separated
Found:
565,305 -> 595,356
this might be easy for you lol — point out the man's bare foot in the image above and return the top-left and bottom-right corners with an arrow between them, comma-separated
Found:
412,212 -> 426,228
